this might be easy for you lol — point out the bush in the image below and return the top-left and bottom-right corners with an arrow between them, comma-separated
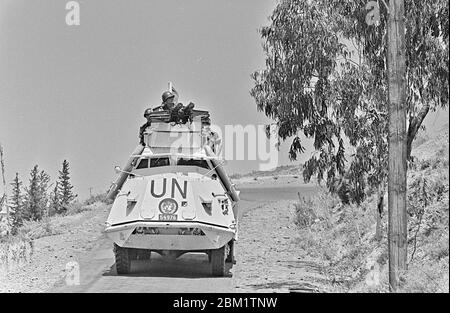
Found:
294,196 -> 317,228
401,260 -> 449,293
17,218 -> 61,240
65,201 -> 89,216
420,159 -> 431,170
293,189 -> 339,227
83,192 -> 107,206
0,215 -> 10,237
293,130 -> 449,292
229,173 -> 242,180
294,188 -> 381,290
0,235 -> 34,277
429,237 -> 449,260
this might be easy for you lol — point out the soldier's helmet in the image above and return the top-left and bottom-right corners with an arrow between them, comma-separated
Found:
162,91 -> 175,103
144,108 -> 153,117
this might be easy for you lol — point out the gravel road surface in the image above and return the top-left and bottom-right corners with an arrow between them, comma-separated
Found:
1,183 -> 327,293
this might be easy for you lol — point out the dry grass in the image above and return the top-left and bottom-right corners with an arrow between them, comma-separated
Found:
293,127 -> 449,293
0,235 -> 34,278
0,199 -> 104,282
294,157 -> 449,292
401,157 -> 449,293
294,191 -> 380,291
18,217 -> 64,240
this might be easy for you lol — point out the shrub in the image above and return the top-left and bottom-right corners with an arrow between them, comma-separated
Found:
429,237 -> 449,260
419,159 -> 431,170
294,196 -> 317,228
401,261 -> 449,293
294,188 -> 381,290
294,189 -> 339,229
0,235 -> 34,277
65,201 -> 88,215
18,218 -> 58,240
83,192 -> 107,206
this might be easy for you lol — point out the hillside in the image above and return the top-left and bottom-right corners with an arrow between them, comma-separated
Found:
229,164 -> 303,179
230,164 -> 309,189
292,124 -> 449,292
0,200 -> 110,292
412,123 -> 449,161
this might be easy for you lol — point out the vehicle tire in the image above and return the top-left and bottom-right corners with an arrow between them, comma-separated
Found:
211,245 -> 226,276
128,248 -> 138,260
137,249 -> 151,260
226,240 -> 234,263
114,243 -> 131,274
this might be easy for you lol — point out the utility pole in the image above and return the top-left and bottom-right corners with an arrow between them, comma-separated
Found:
387,0 -> 408,292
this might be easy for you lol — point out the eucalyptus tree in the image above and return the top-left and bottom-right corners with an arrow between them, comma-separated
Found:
251,0 -> 448,205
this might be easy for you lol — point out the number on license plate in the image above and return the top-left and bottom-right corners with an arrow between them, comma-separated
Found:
159,214 -> 177,221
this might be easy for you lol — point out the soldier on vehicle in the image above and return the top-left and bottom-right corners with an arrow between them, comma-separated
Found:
153,90 -> 177,111
139,108 -> 153,146
149,88 -> 196,124
161,91 -> 176,110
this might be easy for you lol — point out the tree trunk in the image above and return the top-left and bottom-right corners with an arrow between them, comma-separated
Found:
407,104 -> 430,159
387,0 -> 408,292
375,186 -> 385,242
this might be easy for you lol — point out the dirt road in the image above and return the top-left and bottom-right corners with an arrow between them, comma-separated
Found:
49,184 -> 326,293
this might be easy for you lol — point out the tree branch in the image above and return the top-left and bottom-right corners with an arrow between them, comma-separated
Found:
407,103 -> 430,159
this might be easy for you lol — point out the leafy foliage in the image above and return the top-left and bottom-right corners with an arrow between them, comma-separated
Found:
251,0 -> 449,203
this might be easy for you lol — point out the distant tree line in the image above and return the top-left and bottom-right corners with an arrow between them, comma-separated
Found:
9,160 -> 77,235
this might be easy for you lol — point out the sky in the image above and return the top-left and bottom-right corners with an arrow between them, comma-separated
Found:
0,0 -> 448,200
0,0 -> 289,199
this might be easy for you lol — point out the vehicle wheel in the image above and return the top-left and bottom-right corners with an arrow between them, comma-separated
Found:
128,248 -> 138,260
211,246 -> 226,276
114,243 -> 131,274
137,249 -> 151,260
226,241 -> 235,264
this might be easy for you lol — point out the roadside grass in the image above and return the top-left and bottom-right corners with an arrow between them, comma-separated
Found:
83,192 -> 108,205
19,196 -> 108,240
402,159 -> 449,293
0,194 -> 109,279
294,190 -> 381,291
294,155 -> 449,293
0,234 -> 33,278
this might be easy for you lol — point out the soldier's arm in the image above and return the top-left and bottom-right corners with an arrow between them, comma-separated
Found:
139,123 -> 147,145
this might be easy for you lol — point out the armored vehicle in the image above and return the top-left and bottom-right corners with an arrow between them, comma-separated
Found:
104,93 -> 239,276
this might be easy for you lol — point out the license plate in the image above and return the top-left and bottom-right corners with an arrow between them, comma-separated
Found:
159,213 -> 177,221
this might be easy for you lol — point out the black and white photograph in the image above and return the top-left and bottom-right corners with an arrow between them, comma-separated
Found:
0,0 -> 448,300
